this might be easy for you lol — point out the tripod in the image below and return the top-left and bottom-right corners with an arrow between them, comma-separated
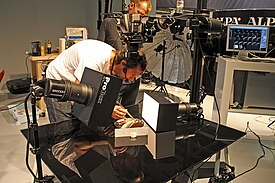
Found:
25,85 -> 54,183
152,40 -> 168,95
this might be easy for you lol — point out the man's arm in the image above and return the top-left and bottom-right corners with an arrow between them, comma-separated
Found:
75,79 -> 126,119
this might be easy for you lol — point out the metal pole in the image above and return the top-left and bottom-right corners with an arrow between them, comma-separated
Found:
97,0 -> 102,30
189,0 -> 208,104
161,40 -> 166,82
31,95 -> 43,181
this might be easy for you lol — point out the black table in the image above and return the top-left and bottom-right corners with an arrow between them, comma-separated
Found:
22,118 -> 245,183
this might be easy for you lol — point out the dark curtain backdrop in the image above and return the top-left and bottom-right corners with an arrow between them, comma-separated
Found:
157,0 -> 275,9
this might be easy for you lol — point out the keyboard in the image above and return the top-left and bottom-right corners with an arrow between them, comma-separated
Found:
248,57 -> 275,63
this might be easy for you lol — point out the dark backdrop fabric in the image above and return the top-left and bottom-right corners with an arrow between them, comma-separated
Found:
157,0 -> 275,9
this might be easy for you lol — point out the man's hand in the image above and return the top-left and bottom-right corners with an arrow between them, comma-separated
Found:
112,105 -> 127,119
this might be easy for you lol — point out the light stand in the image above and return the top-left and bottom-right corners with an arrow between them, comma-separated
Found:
25,85 -> 54,183
180,2 -> 209,174
186,1 -> 235,183
189,8 -> 207,104
152,40 -> 168,95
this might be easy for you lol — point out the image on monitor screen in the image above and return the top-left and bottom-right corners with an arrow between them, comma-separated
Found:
226,24 -> 269,53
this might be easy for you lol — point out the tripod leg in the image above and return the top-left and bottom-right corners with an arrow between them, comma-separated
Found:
152,85 -> 160,92
163,85 -> 168,96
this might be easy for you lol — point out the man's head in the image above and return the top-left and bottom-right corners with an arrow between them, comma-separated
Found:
112,50 -> 147,81
128,0 -> 152,16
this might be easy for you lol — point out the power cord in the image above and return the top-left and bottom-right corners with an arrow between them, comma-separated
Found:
0,100 -> 25,112
265,47 -> 275,58
24,92 -> 37,179
232,122 -> 266,180
253,116 -> 275,135
197,36 -> 222,140
205,121 -> 274,183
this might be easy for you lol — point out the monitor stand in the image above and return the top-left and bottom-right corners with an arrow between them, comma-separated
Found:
237,50 -> 249,61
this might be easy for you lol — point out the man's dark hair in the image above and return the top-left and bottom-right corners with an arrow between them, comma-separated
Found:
114,50 -> 147,71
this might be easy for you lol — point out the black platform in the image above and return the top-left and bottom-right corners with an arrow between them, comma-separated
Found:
21,118 -> 245,183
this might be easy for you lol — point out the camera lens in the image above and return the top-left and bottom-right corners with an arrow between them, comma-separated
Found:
44,79 -> 93,105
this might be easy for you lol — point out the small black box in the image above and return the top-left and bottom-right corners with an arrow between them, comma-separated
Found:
6,77 -> 31,94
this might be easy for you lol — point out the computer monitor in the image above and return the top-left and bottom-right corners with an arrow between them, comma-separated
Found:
226,24 -> 269,53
